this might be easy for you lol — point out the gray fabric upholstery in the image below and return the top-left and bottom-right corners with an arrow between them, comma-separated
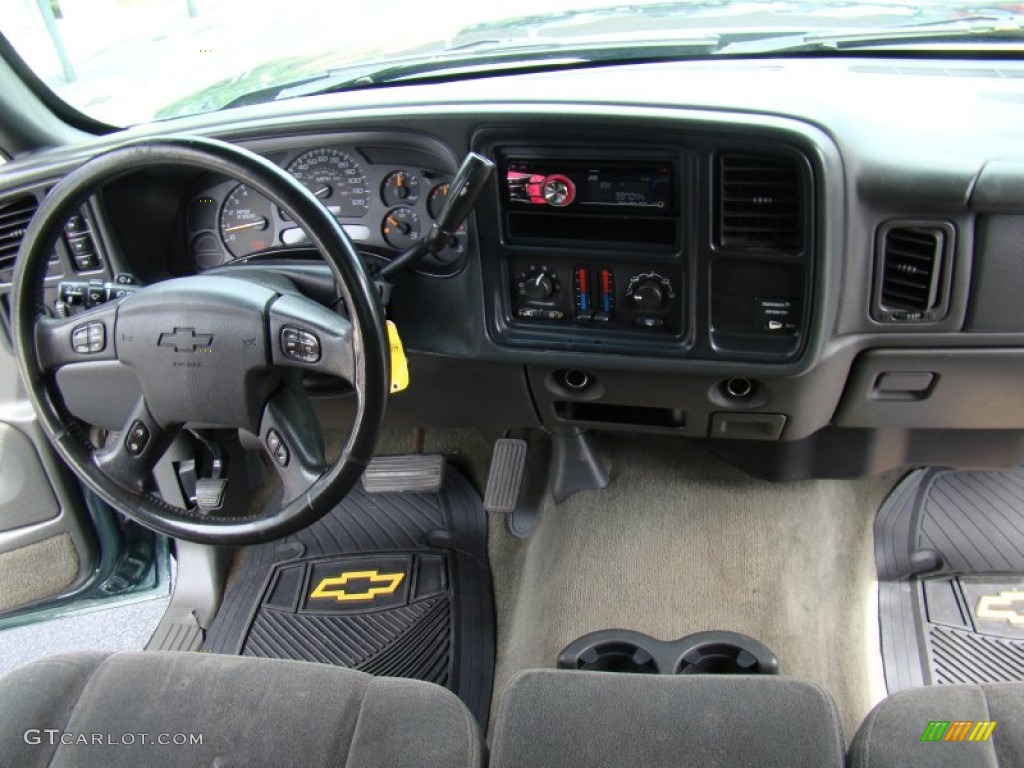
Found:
849,682 -> 1024,768
490,670 -> 845,767
0,650 -> 484,768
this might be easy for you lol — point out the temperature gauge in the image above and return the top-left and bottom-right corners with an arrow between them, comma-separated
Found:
382,207 -> 422,249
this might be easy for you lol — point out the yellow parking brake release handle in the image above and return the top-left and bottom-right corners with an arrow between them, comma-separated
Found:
387,320 -> 409,393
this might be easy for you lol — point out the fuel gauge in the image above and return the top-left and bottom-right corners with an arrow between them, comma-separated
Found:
382,207 -> 422,249
382,171 -> 421,207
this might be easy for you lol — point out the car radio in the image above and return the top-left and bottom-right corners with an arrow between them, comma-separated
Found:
505,158 -> 674,214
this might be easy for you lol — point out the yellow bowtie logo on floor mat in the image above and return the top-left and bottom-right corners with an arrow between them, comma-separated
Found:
976,590 -> 1024,626
309,570 -> 405,602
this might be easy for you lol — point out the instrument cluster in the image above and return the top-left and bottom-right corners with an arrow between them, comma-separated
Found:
185,145 -> 466,272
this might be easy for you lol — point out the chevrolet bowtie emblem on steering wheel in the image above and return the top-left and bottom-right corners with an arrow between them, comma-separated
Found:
157,327 -> 214,352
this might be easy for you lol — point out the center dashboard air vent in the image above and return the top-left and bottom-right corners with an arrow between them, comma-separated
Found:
0,195 -> 39,281
716,153 -> 802,250
873,222 -> 953,322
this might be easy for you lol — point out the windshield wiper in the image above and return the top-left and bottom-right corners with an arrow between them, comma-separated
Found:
718,14 -> 1024,54
222,36 -> 721,109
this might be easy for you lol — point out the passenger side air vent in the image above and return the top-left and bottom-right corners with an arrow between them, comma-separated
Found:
0,195 -> 39,278
717,154 -> 801,250
873,222 -> 953,322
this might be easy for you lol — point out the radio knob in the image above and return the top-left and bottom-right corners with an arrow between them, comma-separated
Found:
541,175 -> 576,207
523,270 -> 556,301
632,279 -> 664,309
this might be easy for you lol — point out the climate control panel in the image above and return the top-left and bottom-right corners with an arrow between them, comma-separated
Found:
509,258 -> 683,335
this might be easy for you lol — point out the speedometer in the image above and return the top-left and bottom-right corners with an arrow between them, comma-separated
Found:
287,148 -> 370,218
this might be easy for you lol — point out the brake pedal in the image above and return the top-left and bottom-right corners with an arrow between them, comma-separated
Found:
484,439 -> 528,514
361,454 -> 445,493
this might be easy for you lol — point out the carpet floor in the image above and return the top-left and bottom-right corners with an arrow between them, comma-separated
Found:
488,432 -> 900,741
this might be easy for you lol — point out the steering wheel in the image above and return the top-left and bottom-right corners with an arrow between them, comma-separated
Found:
11,136 -> 390,545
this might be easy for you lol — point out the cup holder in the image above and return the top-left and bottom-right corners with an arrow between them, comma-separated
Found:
558,629 -> 661,674
576,641 -> 660,674
558,629 -> 778,676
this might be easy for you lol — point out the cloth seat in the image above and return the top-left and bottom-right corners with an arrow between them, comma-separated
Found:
489,669 -> 845,767
849,682 -> 1024,768
0,650 -> 484,768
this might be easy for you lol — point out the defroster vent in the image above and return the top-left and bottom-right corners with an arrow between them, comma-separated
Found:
717,153 -> 802,250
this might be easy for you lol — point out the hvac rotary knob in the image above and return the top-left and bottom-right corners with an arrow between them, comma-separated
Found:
523,270 -> 556,301
631,279 -> 664,309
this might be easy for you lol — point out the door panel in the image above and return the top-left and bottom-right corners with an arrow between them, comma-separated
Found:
0,330 -> 99,615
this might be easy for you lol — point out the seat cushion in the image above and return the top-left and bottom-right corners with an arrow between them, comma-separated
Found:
849,682 -> 1024,768
0,651 -> 484,768
490,670 -> 844,767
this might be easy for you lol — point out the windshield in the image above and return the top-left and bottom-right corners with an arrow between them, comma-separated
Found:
4,0 -> 1023,126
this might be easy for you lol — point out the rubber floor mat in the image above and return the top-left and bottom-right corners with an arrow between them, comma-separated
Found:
876,468 -> 1024,692
204,464 -> 494,724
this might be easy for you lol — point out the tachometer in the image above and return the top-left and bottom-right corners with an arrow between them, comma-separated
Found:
287,148 -> 370,218
220,184 -> 275,259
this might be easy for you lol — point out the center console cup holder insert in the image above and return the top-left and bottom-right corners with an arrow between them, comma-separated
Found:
673,630 -> 779,675
557,629 -> 779,676
558,629 -> 661,674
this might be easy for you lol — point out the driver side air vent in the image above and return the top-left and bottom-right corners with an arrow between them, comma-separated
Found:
873,222 -> 953,322
0,195 -> 39,279
717,153 -> 802,250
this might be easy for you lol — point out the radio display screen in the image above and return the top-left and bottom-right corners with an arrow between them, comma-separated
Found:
583,167 -> 672,209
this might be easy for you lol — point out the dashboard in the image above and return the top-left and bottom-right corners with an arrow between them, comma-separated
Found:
2,56 -> 1024,480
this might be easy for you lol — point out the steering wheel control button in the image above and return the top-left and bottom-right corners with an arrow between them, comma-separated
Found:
125,420 -> 151,456
71,322 -> 106,354
266,429 -> 290,467
281,326 -> 321,364
70,326 -> 88,352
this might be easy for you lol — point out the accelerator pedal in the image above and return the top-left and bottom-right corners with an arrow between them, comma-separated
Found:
484,439 -> 528,514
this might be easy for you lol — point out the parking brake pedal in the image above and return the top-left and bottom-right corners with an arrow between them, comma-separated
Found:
361,454 -> 445,493
484,439 -> 528,514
